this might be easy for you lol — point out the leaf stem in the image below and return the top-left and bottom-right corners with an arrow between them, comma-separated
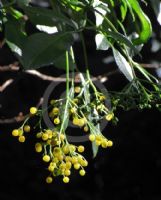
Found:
80,32 -> 89,70
66,51 -> 69,99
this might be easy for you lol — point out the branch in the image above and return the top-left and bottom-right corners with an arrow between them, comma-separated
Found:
140,63 -> 161,69
0,62 -> 159,93
0,112 -> 26,124
0,39 -> 5,48
0,79 -> 14,92
25,70 -> 67,82
0,62 -> 19,71
0,98 -> 44,124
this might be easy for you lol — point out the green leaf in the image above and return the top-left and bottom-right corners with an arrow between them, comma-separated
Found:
22,6 -> 75,28
36,25 -> 58,34
6,40 -> 22,57
93,0 -> 109,26
127,0 -> 152,45
8,7 -> 23,19
92,141 -> 99,158
107,30 -> 139,55
21,32 -> 74,69
17,0 -> 30,6
120,0 -> 128,21
5,16 -> 26,49
113,48 -> 134,81
95,33 -> 110,50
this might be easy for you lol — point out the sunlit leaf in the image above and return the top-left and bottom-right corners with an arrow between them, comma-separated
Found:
36,25 -> 58,34
113,48 -> 134,81
95,33 -> 110,50
93,0 -> 109,26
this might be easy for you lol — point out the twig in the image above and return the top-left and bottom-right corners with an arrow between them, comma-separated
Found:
25,70 -> 67,82
140,63 -> 161,69
0,62 -> 159,93
0,79 -> 14,92
0,64 -> 112,83
0,39 -> 5,48
0,112 -> 26,124
0,63 -> 19,71
0,98 -> 44,124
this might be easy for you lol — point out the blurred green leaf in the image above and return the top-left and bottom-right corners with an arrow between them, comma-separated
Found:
120,0 -> 128,21
107,30 -> 139,55
5,16 -> 26,48
21,32 -> 74,69
17,0 -> 30,6
23,6 -> 75,28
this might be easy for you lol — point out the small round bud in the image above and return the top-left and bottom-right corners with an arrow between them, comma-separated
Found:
52,107 -> 59,115
79,169 -> 86,176
84,125 -> 89,132
74,163 -> 80,170
64,169 -> 71,176
63,176 -> 70,183
105,113 -> 114,121
36,132 -> 42,138
12,129 -> 19,137
74,86 -> 81,93
81,160 -> 88,167
54,118 -> 60,125
78,145 -> 85,153
24,125 -> 31,133
89,134 -> 95,142
30,107 -> 37,115
42,133 -> 49,141
46,176 -> 53,184
43,155 -> 50,162
107,140 -> 113,147
66,161 -> 72,169
35,143 -> 42,153
18,135 -> 25,143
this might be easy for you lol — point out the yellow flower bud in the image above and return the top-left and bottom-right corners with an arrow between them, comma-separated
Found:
12,129 -> 19,137
18,135 -> 25,143
30,107 -> 37,115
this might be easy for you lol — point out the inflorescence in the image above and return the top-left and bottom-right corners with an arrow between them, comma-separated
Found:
11,74 -> 114,184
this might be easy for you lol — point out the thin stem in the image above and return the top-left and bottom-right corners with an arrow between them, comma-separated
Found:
66,51 -> 69,98
79,33 -> 99,99
58,51 -> 70,141
70,46 -> 75,88
20,116 -> 30,128
86,69 -> 99,100
93,8 -> 118,32
80,32 -> 89,70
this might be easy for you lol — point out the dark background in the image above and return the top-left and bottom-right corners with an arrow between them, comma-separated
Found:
0,1 -> 161,200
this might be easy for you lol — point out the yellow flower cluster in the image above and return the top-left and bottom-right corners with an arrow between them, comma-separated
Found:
12,124 -> 31,143
34,129 -> 87,184
89,134 -> 113,148
11,81 -> 114,184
